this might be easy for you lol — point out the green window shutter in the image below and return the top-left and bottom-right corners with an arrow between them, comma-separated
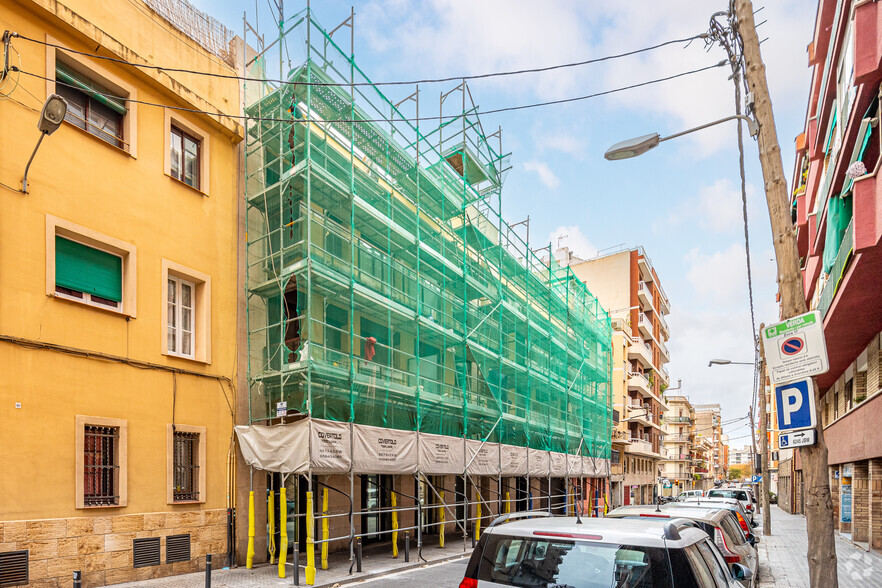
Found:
55,236 -> 123,302
55,62 -> 127,116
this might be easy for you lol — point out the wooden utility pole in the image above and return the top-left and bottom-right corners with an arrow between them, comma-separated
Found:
758,323 -> 771,535
735,1 -> 837,585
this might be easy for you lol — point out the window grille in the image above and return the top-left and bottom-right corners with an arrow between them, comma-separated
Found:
173,431 -> 200,501
84,426 -> 119,506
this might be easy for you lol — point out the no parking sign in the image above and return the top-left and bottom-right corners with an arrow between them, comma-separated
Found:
762,311 -> 829,382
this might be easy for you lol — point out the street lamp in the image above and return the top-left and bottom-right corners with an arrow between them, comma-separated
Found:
604,114 -> 758,161
707,359 -> 754,368
21,93 -> 68,193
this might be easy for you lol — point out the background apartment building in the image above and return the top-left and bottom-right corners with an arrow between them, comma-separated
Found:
786,0 -> 882,549
0,0 -> 243,584
570,247 -> 672,506
660,395 -> 696,497
694,404 -> 724,487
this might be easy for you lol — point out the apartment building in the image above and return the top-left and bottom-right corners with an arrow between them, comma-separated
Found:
570,247 -> 671,505
0,0 -> 243,585
694,404 -> 724,487
660,395 -> 696,497
235,6 -> 613,574
789,0 -> 882,549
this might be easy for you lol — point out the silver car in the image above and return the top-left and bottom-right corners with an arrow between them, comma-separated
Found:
606,505 -> 758,587
459,511 -> 754,587
681,497 -> 758,534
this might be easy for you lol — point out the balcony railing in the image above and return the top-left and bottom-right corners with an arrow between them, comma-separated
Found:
817,217 -> 854,318
657,338 -> 670,360
638,312 -> 652,335
665,416 -> 692,424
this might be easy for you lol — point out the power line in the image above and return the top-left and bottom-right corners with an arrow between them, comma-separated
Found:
14,61 -> 726,125
11,31 -> 707,88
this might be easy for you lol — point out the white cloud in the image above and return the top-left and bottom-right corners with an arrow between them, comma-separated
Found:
523,160 -> 560,189
547,225 -> 598,260
656,179 -> 761,234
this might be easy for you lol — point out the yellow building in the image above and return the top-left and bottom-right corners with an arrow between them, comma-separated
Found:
0,0 -> 242,585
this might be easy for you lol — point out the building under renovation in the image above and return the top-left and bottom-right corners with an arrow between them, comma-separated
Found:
234,5 -> 613,578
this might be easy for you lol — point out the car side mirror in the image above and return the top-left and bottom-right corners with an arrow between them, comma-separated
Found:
731,563 -> 753,581
751,520 -> 759,528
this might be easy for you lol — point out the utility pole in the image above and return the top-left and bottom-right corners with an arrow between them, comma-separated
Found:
758,323 -> 771,535
734,1 -> 837,585
748,406 -> 758,484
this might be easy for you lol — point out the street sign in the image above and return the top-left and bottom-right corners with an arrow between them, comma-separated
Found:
276,401 -> 287,417
778,428 -> 816,448
751,475 -> 762,484
762,311 -> 829,382
775,378 -> 817,431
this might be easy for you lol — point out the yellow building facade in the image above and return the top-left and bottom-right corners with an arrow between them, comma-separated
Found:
0,0 -> 242,585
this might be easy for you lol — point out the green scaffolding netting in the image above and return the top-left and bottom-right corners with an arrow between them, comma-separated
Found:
244,12 -> 613,461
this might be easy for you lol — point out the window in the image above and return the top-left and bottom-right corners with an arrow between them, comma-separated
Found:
55,236 -> 122,310
47,215 -> 137,316
55,61 -> 126,148
161,260 -> 211,363
170,126 -> 201,188
76,416 -> 127,508
166,425 -> 206,504
173,431 -> 200,501
164,110 -> 209,194
167,276 -> 195,358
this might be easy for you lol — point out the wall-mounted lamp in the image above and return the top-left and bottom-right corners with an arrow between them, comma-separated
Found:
21,93 -> 67,193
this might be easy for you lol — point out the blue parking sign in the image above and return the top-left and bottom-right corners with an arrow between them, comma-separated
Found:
775,378 -> 816,431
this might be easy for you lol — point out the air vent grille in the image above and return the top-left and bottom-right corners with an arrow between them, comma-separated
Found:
133,537 -> 161,568
166,533 -> 191,563
0,550 -> 29,587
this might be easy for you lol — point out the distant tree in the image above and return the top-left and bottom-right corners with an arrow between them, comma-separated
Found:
728,465 -> 748,481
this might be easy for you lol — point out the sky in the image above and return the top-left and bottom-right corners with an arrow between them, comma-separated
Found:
195,0 -> 817,441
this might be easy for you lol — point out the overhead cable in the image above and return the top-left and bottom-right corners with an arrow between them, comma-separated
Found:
10,31 -> 707,88
15,61 -> 727,125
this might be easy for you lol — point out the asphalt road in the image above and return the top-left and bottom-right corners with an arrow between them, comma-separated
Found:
348,556 -> 469,587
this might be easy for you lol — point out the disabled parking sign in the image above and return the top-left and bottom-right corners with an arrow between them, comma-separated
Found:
763,311 -> 829,382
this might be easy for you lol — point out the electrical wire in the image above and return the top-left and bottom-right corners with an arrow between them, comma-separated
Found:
15,61 -> 727,125
12,31 -> 708,88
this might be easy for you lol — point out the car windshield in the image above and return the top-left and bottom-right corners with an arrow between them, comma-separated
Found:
477,534 -> 678,588
707,490 -> 748,501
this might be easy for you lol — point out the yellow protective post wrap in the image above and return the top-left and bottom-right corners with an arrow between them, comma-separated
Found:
246,491 -> 255,569
278,486 -> 288,578
476,501 -> 481,541
268,489 -> 276,564
391,491 -> 399,558
439,491 -> 445,548
505,491 -> 511,514
305,491 -> 316,585
321,488 -> 329,570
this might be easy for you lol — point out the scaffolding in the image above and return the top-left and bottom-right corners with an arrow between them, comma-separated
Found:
242,3 -> 612,483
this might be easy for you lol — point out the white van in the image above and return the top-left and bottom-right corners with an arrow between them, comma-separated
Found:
676,489 -> 704,501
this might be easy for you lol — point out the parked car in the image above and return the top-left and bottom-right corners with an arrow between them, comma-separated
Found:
459,511 -> 754,587
606,505 -> 758,586
681,497 -> 758,534
677,489 -> 704,501
706,488 -> 755,523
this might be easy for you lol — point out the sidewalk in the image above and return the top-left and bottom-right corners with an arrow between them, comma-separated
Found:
112,535 -> 472,588
757,505 -> 882,587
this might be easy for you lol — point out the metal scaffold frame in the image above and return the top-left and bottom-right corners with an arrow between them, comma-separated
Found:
239,0 -> 614,573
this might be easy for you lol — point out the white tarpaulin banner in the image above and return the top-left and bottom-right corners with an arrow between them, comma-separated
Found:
500,444 -> 528,476
567,454 -> 582,476
419,433 -> 465,474
528,449 -> 549,477
549,452 -> 567,477
352,424 -> 418,474
593,458 -> 610,477
310,419 -> 351,473
235,422 -> 309,473
466,440 -> 500,476
582,456 -> 598,477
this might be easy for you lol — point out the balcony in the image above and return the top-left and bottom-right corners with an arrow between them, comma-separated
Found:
665,415 -> 693,425
627,340 -> 653,369
637,312 -> 652,338
625,438 -> 659,457
663,434 -> 693,444
627,372 -> 652,397
637,281 -> 653,309
657,365 -> 670,387
657,338 -> 670,363
817,217 -> 854,318
657,311 -> 670,337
